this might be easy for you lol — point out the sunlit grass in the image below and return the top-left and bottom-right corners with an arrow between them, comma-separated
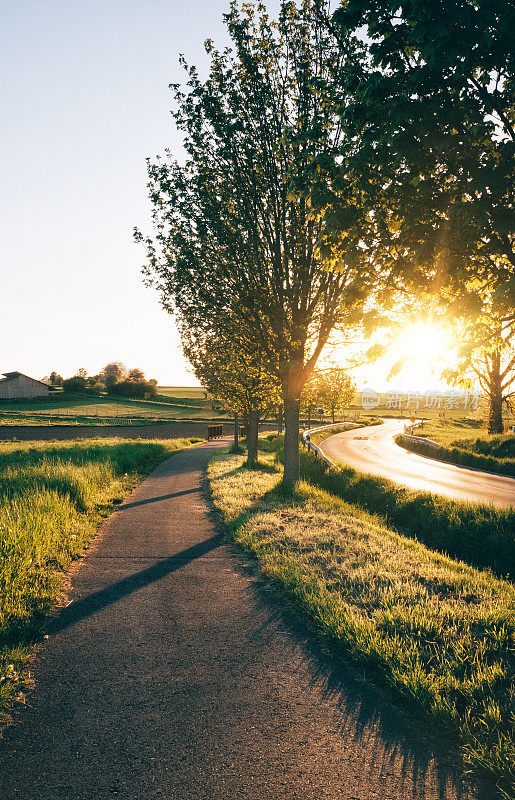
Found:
209,448 -> 515,797
308,419 -> 382,446
417,418 -> 514,454
0,396 -> 223,425
400,419 -> 515,478
0,436 -> 201,722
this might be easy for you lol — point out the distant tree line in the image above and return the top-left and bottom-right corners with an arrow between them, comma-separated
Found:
43,363 -> 158,399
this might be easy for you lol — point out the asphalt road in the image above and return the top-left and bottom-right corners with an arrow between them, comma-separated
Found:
0,441 -> 489,799
319,419 -> 515,508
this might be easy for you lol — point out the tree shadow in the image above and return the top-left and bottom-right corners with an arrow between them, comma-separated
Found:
232,563 -> 496,800
116,487 -> 199,509
47,533 -> 225,636
204,459 -> 497,800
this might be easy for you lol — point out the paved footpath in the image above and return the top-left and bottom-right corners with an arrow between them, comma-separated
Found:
0,441 -> 489,799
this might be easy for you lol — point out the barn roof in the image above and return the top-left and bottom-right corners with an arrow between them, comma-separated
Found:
1,372 -> 49,387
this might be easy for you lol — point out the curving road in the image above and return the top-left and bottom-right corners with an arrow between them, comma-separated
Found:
319,419 -> 515,508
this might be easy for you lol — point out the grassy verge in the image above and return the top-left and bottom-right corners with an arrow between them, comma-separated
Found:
0,436 -> 202,722
398,419 -> 515,478
397,433 -> 515,478
209,447 -> 515,798
308,419 -> 382,446
415,419 -> 513,452
298,447 -> 514,579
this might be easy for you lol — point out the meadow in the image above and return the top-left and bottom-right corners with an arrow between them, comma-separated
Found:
157,386 -> 210,400
209,443 -> 515,798
0,436 -> 202,723
0,393 -> 223,426
414,418 -> 514,451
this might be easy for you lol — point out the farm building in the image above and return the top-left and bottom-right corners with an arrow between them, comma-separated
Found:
0,372 -> 49,399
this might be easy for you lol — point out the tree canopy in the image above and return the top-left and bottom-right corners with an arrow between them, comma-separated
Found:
322,0 -> 514,312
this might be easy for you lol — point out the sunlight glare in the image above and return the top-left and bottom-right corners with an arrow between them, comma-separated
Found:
393,321 -> 451,363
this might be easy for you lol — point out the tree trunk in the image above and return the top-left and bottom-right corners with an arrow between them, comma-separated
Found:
246,409 -> 259,467
332,408 -> 335,424
488,352 -> 503,434
233,412 -> 239,448
282,395 -> 300,490
307,409 -> 311,430
276,405 -> 283,434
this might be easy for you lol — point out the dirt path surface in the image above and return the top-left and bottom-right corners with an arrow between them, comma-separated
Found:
0,442 -> 490,799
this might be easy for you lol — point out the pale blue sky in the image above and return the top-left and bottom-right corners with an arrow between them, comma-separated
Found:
1,0 -> 283,384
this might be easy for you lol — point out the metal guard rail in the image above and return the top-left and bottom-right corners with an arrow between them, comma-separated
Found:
300,422 -> 361,468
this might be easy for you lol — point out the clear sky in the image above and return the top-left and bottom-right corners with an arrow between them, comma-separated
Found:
2,0 -> 284,385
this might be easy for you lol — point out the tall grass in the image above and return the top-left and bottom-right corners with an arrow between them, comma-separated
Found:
397,433 -> 515,478
298,448 -> 515,579
209,449 -> 515,798
0,436 -> 201,721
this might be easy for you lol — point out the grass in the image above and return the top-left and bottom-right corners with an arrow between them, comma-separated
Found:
0,435 -> 202,723
299,446 -> 515,579
0,394 -> 227,425
208,446 -> 515,798
416,418 -> 514,452
308,419 -> 382,446
400,419 -> 515,478
158,386 -> 210,400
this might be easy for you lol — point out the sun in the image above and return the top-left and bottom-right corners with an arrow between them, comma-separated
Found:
322,317 -> 459,392
393,321 -> 451,363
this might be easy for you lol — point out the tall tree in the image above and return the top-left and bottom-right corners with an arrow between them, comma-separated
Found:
442,289 -> 515,432
49,371 -> 63,387
137,0 -> 379,487
301,370 -> 323,430
100,362 -> 128,388
128,368 -> 146,383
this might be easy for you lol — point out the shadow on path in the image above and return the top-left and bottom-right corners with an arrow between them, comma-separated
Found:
235,569 -> 494,800
48,533 -> 225,636
117,487 -> 199,509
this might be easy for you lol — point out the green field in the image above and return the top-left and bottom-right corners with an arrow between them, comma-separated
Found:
0,394 -> 225,425
158,386 -> 209,399
209,442 -> 515,797
0,435 -> 202,723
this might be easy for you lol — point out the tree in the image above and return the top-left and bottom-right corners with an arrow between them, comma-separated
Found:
315,364 -> 355,423
99,362 -> 128,388
128,368 -> 146,382
323,0 -> 514,317
182,317 -> 280,467
442,290 -> 515,433
63,376 -> 87,393
108,380 -> 157,399
301,371 -> 323,429
137,0 -> 380,488
76,368 -> 88,379
49,371 -> 63,387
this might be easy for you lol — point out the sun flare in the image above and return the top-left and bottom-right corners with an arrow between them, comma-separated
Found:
392,321 -> 452,364
325,318 -> 459,392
